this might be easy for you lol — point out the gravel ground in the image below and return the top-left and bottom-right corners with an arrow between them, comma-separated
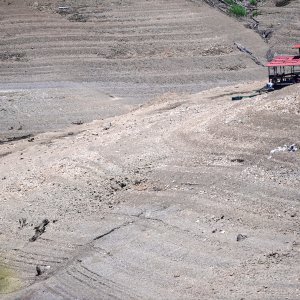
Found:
0,0 -> 299,299
0,82 -> 299,299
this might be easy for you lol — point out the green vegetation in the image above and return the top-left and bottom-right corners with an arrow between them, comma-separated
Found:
0,265 -> 21,294
224,0 -> 235,5
224,0 -> 252,17
230,4 -> 248,16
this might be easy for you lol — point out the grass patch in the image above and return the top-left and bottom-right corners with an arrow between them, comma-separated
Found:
224,0 -> 236,5
250,0 -> 257,5
230,4 -> 247,17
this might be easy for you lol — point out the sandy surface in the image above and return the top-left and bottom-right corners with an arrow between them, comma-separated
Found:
0,83 -> 133,142
0,0 -> 300,299
0,82 -> 299,299
0,0 -> 270,140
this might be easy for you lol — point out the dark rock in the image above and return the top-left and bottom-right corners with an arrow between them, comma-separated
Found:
29,219 -> 50,242
72,120 -> 83,125
267,252 -> 279,258
36,265 -> 42,276
236,234 -> 247,242
36,265 -> 50,276
230,158 -> 244,163
18,218 -> 28,229
260,29 -> 273,40
103,122 -> 112,130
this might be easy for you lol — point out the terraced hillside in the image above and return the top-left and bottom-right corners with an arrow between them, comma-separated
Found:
0,0 -> 270,141
256,0 -> 300,55
0,0 -> 268,92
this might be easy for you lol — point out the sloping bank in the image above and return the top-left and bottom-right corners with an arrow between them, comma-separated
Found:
1,82 -> 299,299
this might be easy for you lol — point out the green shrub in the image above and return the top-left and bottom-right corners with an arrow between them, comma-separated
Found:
224,0 -> 235,5
250,0 -> 257,5
230,4 -> 247,16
